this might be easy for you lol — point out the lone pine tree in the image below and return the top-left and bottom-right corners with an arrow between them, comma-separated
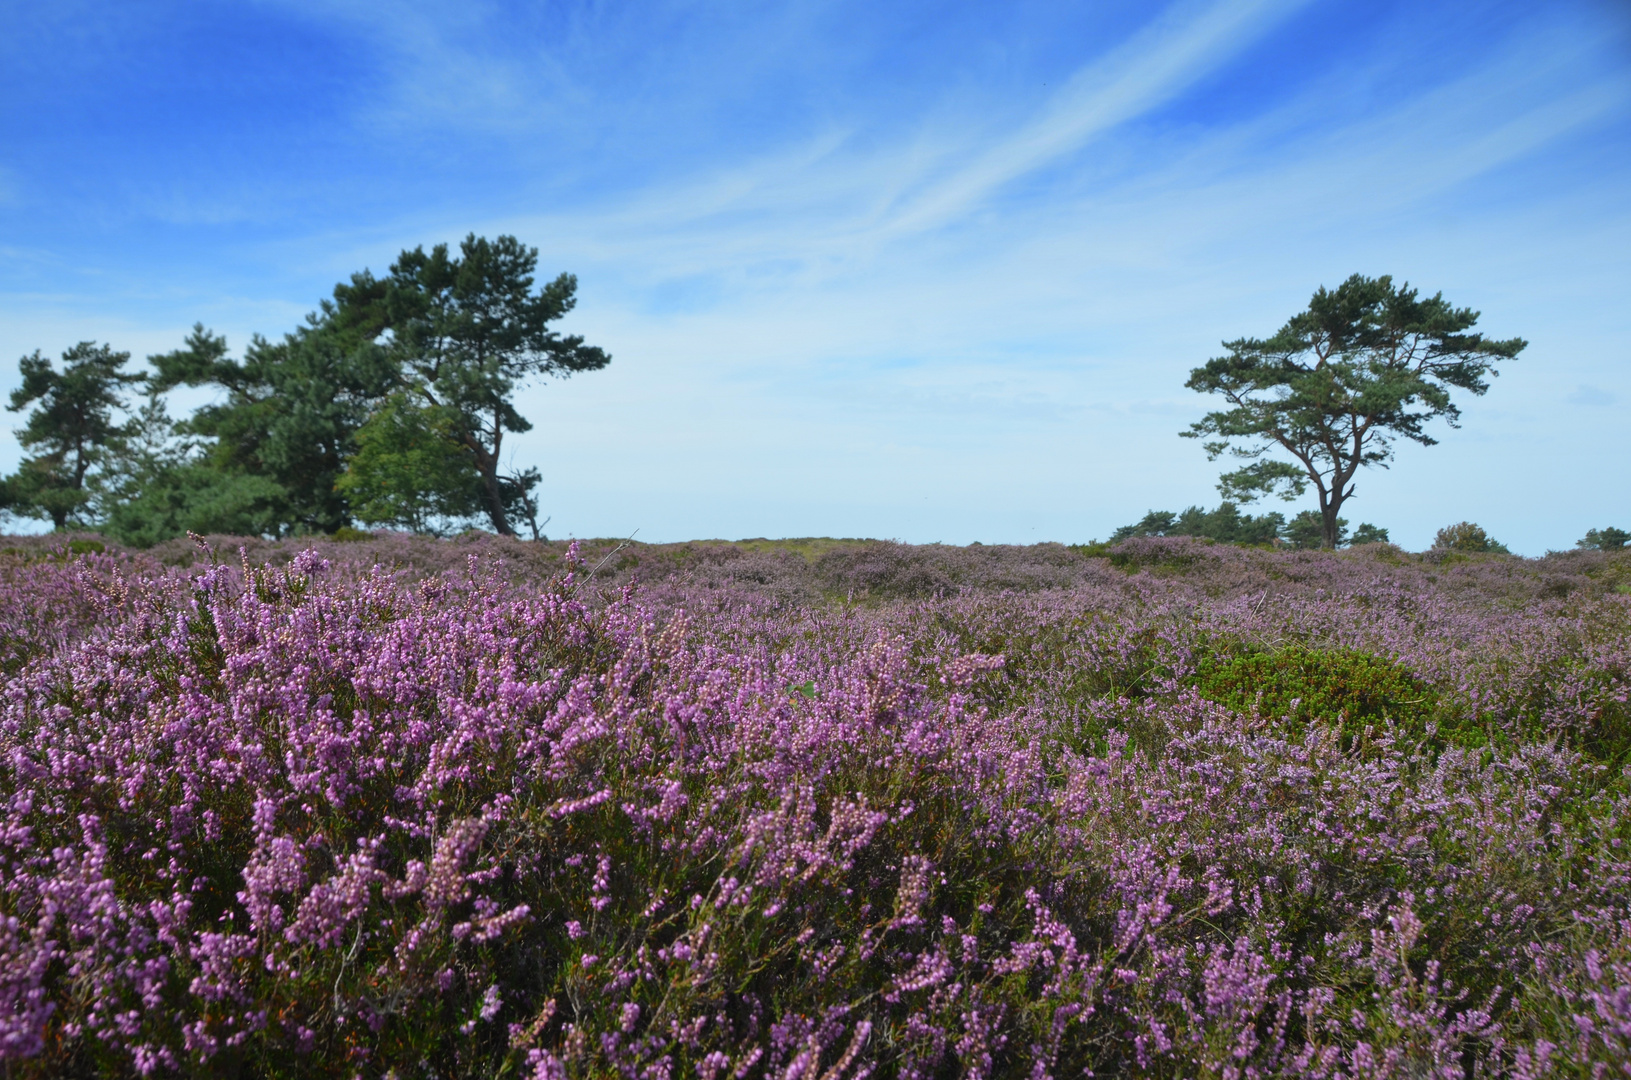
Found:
1183,274 -> 1526,548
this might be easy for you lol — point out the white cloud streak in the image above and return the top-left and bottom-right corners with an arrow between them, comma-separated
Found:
876,0 -> 1310,235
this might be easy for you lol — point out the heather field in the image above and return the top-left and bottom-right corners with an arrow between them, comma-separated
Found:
2,534 -> 1630,1079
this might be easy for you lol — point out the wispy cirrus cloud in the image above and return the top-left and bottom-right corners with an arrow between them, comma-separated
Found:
874,0 -> 1311,235
467,10 -> 1626,320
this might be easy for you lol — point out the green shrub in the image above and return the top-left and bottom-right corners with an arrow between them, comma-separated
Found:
1433,521 -> 1510,554
1195,645 -> 1435,744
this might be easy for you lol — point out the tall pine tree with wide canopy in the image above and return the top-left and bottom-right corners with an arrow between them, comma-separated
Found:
1,343 -> 143,530
1184,274 -> 1526,548
341,234 -> 610,538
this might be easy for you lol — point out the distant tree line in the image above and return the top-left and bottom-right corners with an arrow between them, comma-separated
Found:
1110,501 -> 1389,549
1433,523 -> 1625,554
1110,508 -> 1625,556
4,259 -> 1620,557
0,235 -> 608,545
1577,526 -> 1629,551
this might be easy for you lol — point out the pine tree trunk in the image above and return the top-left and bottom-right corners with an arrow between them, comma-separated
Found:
1321,502 -> 1342,549
479,469 -> 513,536
458,429 -> 515,537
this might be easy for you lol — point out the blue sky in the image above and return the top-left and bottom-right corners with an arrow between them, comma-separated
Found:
2,0 -> 1627,552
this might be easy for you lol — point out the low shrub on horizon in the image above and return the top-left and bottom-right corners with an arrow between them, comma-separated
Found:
1433,521 -> 1512,555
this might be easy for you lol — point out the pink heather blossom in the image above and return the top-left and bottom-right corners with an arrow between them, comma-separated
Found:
0,535 -> 1625,1076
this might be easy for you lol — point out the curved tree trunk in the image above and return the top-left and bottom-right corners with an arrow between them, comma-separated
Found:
479,472 -> 514,536
460,434 -> 514,536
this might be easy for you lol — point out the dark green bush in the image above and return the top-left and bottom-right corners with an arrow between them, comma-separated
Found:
1434,522 -> 1510,554
1195,645 -> 1435,743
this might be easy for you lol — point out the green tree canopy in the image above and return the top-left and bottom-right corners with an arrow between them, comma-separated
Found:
4,237 -> 606,545
341,233 -> 610,537
335,393 -> 484,534
1183,274 -> 1526,548
2,343 -> 143,529
1349,522 -> 1390,546
149,314 -> 397,536
1283,510 -> 1346,550
1108,501 -> 1388,549
1578,526 -> 1628,551
91,388 -> 284,547
1111,502 -> 1286,545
